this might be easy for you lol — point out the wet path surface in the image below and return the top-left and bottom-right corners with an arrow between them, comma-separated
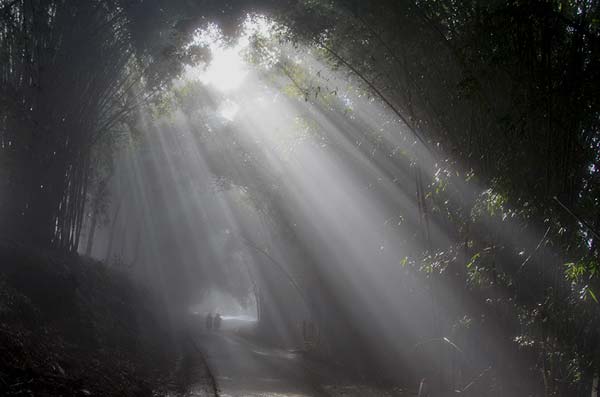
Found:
191,317 -> 408,397
196,330 -> 327,397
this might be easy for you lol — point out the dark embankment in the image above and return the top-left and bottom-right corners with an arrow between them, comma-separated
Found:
0,242 -> 185,396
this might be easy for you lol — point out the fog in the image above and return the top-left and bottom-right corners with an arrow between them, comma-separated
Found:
76,17 -> 555,389
3,1 -> 597,395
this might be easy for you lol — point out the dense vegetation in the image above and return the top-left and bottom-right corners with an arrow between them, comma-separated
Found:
0,242 -> 178,395
1,0 -> 599,395
273,1 -> 600,395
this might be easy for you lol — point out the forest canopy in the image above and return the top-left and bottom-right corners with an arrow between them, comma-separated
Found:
1,0 -> 599,396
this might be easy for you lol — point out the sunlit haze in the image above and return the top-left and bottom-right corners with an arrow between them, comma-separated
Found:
3,2 -> 597,396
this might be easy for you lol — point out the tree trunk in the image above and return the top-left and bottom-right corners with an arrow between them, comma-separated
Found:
104,198 -> 122,263
85,210 -> 98,257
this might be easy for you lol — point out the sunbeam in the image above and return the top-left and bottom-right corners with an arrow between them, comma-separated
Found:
3,3 -> 598,396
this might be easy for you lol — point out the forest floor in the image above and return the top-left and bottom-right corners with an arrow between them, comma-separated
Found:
0,242 -> 215,396
0,242 -> 410,396
192,316 -> 409,397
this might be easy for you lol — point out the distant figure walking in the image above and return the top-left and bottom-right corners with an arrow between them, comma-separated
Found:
302,320 -> 319,351
214,313 -> 222,331
206,313 -> 213,331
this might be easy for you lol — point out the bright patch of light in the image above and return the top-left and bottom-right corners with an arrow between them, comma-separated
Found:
218,99 -> 240,121
182,15 -> 280,91
201,46 -> 248,91
187,23 -> 224,50
241,14 -> 279,38
340,94 -> 354,111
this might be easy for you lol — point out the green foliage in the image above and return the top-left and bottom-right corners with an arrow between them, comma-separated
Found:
471,188 -> 507,220
466,252 -> 480,269
565,260 -> 600,304
272,0 -> 600,393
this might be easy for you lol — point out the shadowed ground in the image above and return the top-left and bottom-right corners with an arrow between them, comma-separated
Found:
193,317 -> 408,397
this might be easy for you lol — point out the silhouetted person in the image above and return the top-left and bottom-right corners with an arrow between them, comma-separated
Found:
418,378 -> 429,397
214,313 -> 222,331
205,313 -> 213,331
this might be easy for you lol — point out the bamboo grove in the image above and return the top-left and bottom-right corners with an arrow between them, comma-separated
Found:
276,1 -> 600,394
1,0 -> 599,395
0,0 -> 219,250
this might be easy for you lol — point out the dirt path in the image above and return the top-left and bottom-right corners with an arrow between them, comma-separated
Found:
195,330 -> 328,397
191,318 -> 408,397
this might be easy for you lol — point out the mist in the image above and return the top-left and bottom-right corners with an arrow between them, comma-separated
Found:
2,2 -> 599,396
